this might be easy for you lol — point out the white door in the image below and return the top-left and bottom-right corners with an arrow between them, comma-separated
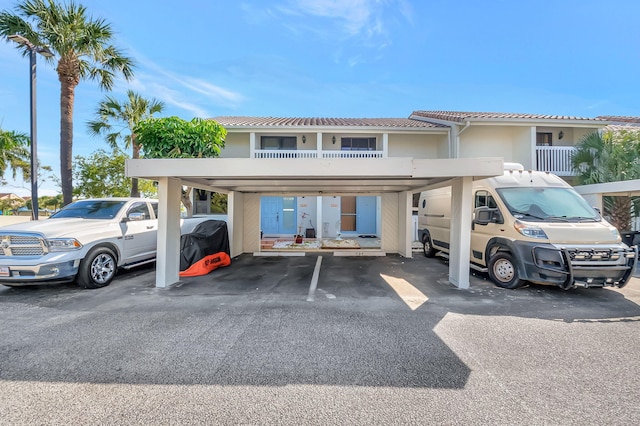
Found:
121,201 -> 157,263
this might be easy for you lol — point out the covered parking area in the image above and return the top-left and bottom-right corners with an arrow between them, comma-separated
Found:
575,179 -> 640,243
126,156 -> 504,289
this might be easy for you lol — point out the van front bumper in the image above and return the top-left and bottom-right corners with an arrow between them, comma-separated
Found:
512,242 -> 638,289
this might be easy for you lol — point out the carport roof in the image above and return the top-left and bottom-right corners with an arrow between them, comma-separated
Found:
126,157 -> 504,194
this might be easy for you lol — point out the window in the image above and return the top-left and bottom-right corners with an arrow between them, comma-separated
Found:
474,191 -> 497,209
536,132 -> 552,146
51,200 -> 126,219
126,202 -> 151,220
261,136 -> 297,150
341,137 -> 376,151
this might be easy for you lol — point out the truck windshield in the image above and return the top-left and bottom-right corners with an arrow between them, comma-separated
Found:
50,200 -> 127,220
496,187 -> 599,222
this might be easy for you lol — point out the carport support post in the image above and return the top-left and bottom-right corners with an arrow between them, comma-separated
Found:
156,177 -> 182,288
449,177 -> 472,289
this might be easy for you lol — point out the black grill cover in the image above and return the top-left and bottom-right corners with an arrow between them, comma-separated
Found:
179,220 -> 230,272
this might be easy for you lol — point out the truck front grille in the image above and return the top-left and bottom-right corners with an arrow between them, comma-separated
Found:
0,234 -> 46,257
565,248 -> 634,263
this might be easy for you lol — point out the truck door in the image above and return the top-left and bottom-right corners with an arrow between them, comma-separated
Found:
470,190 -> 503,267
121,201 -> 157,263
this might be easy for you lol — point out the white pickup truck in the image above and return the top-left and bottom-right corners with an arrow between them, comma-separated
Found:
0,198 -> 206,289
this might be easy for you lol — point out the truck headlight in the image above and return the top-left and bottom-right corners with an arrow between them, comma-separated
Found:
47,238 -> 82,252
514,220 -> 549,239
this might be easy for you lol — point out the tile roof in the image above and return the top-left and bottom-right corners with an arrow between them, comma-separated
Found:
211,116 -> 448,128
597,116 -> 640,124
411,110 -> 603,123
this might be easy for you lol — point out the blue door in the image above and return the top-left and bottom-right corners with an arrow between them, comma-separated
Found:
356,196 -> 376,235
261,196 -> 297,235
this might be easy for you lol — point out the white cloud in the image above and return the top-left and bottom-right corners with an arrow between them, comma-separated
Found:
276,0 -> 412,39
117,48 -> 245,116
180,78 -> 244,105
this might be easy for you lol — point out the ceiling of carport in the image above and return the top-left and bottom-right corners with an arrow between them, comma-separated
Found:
126,157 -> 505,195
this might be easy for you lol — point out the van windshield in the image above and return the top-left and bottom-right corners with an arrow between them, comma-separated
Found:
496,187 -> 599,222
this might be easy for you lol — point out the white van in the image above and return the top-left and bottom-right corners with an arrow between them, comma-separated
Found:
418,164 -> 638,289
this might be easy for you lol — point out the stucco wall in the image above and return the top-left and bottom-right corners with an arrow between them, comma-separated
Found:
388,134 -> 441,158
243,193 -> 260,252
219,133 -> 250,158
459,125 -> 536,166
381,193 -> 399,253
322,196 -> 341,238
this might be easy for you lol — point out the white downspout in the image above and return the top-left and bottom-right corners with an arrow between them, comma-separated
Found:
454,121 -> 471,158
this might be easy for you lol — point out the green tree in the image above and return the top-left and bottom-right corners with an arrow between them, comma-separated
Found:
40,194 -> 63,212
0,0 -> 135,206
0,128 -> 30,185
134,116 -> 226,215
73,148 -> 131,198
0,195 -> 25,215
72,148 -> 157,199
210,192 -> 227,214
87,90 -> 165,197
572,129 -> 640,231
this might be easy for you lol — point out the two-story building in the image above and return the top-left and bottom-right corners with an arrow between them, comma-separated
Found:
126,110 -> 614,289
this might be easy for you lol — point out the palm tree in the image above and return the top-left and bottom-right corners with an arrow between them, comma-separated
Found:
87,90 -> 165,197
572,130 -> 640,231
0,128 -> 30,184
0,0 -> 135,206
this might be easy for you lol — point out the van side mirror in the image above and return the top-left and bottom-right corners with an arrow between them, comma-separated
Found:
473,206 -> 503,226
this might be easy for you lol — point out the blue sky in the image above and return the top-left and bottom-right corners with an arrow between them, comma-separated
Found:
1,0 -> 639,196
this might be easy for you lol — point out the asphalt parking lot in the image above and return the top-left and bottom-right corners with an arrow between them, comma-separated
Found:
1,254 -> 639,425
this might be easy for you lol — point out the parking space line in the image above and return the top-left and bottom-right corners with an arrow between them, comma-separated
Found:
306,256 -> 323,302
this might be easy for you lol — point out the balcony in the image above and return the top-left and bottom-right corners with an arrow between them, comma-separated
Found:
536,146 -> 577,176
253,150 -> 385,159
322,150 -> 384,159
254,150 -> 318,159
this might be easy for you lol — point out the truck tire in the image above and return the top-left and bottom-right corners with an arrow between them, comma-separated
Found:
77,246 -> 117,289
488,252 -> 525,289
422,233 -> 436,258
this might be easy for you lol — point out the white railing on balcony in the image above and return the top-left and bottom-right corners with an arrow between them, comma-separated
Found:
536,146 -> 577,176
254,150 -> 318,159
322,150 -> 384,159
252,149 -> 386,159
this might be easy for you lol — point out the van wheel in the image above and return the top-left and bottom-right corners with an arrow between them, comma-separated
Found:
488,252 -> 524,289
77,247 -> 117,289
422,234 -> 436,258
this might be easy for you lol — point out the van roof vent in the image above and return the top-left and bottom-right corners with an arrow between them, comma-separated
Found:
504,162 -> 525,171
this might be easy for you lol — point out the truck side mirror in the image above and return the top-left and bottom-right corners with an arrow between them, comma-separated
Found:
124,212 -> 145,222
473,206 -> 503,226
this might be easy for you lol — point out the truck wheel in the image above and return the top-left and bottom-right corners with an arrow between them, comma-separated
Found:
488,252 -> 524,289
422,233 -> 436,258
77,247 -> 117,289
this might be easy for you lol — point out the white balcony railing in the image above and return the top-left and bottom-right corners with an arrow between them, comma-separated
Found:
322,150 -> 384,159
253,150 -> 318,159
252,150 -> 385,159
536,146 -> 577,176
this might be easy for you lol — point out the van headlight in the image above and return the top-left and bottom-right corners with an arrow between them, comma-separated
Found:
610,227 -> 621,240
47,238 -> 82,252
514,220 -> 548,239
